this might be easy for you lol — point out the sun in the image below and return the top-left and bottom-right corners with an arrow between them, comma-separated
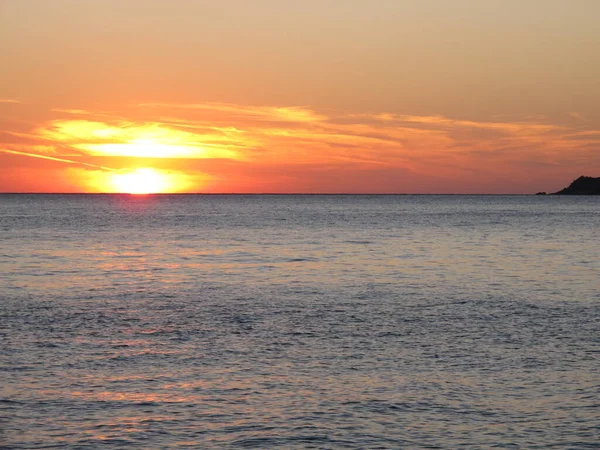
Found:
80,166 -> 201,194
110,168 -> 171,194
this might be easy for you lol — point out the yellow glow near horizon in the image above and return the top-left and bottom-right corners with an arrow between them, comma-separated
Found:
70,166 -> 204,194
110,168 -> 175,194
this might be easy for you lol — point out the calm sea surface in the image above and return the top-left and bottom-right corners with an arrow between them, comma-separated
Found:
1,194 -> 598,449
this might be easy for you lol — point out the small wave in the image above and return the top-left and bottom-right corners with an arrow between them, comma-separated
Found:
286,257 -> 318,263
232,434 -> 333,448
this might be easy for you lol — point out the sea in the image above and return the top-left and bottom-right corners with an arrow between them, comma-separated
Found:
1,194 -> 598,449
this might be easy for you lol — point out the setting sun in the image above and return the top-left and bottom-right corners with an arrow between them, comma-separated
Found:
110,168 -> 172,194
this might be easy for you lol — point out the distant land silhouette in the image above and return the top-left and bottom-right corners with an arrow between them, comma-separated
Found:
552,176 -> 600,195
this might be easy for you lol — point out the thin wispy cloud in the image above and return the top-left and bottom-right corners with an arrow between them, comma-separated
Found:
568,112 -> 589,122
0,148 -> 114,170
51,108 -> 96,115
138,102 -> 327,124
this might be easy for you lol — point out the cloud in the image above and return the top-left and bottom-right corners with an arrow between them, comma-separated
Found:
2,101 -> 599,193
51,108 -> 96,115
568,112 -> 589,122
138,102 -> 327,124
0,99 -> 22,104
0,148 -> 114,170
347,113 -> 567,135
37,119 -> 245,160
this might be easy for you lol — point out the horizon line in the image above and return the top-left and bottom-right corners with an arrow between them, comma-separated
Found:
0,192 -> 545,196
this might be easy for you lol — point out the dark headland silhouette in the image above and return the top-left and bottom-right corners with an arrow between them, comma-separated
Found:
551,176 -> 600,195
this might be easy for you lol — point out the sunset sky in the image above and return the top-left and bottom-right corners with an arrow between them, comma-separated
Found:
1,0 -> 599,193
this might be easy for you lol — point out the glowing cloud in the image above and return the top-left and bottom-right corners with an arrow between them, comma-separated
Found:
38,120 -> 243,160
3,101 -> 599,193
138,102 -> 327,124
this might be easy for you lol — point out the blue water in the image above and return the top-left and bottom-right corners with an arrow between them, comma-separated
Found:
1,195 -> 598,448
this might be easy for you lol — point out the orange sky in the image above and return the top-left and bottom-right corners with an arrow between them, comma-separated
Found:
1,0 -> 599,193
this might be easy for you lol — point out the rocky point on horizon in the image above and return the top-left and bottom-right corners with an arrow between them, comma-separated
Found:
553,176 -> 600,195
